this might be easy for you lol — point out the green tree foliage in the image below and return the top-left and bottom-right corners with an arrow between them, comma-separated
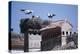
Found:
19,18 -> 29,33
19,17 -> 50,34
27,18 -> 42,29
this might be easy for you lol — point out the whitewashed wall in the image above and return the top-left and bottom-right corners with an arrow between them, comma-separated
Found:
28,34 -> 41,52
61,21 -> 72,46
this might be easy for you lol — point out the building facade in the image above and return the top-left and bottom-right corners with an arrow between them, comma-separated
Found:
40,20 -> 73,50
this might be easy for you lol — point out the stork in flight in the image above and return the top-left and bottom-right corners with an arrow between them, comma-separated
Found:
21,9 -> 33,14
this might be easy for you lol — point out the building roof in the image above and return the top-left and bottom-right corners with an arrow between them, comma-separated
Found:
40,20 -> 73,31
53,20 -> 73,27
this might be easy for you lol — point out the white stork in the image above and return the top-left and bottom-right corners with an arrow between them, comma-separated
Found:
21,9 -> 33,14
48,13 -> 56,18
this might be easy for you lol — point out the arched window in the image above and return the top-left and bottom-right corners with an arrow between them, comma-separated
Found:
66,31 -> 68,35
62,31 -> 64,35
70,31 -> 72,35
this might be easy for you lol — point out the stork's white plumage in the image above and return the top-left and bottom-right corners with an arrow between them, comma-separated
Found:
24,10 -> 33,14
48,13 -> 51,16
21,9 -> 33,14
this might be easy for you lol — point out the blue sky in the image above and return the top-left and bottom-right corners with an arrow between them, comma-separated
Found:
11,1 -> 78,33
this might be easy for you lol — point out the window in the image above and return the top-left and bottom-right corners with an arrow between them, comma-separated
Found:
70,32 -> 72,35
66,31 -> 68,35
62,31 -> 64,35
